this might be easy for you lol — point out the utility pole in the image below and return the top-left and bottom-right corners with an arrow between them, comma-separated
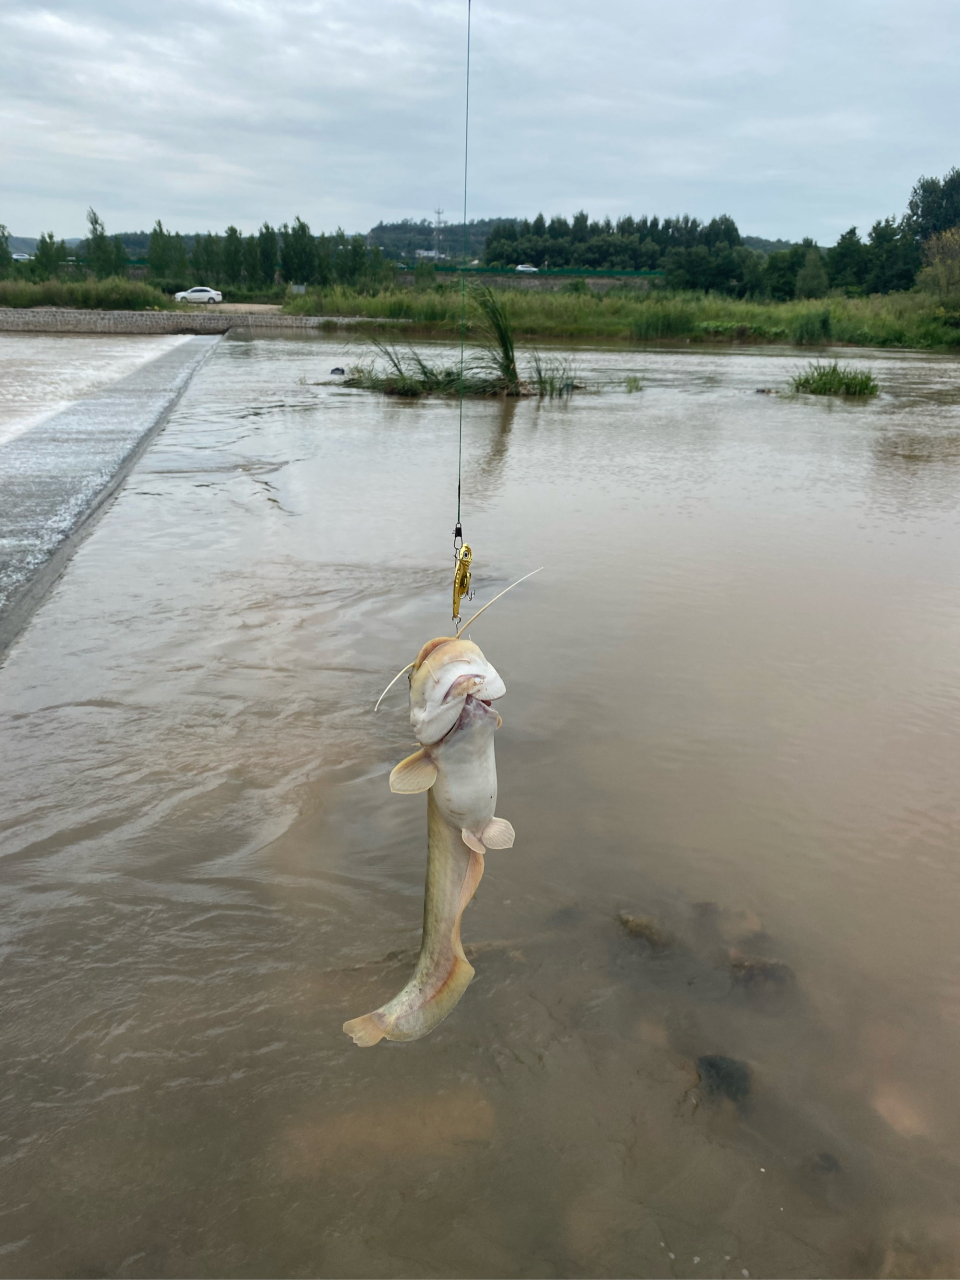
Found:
434,207 -> 445,258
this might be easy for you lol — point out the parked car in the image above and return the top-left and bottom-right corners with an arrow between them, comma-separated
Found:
11,252 -> 31,262
515,263 -> 538,273
174,286 -> 222,303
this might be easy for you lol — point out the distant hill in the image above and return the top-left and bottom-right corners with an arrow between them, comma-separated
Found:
742,235 -> 798,255
8,235 -> 83,255
367,217 -> 520,262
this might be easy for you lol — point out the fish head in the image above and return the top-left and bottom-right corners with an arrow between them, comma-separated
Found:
409,637 -> 506,745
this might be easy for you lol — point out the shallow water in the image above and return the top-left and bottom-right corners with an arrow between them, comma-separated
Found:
0,333 -> 191,445
2,334 -> 959,1279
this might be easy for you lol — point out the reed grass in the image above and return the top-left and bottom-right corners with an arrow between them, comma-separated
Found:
283,284 -> 959,349
529,351 -> 579,398
344,340 -> 506,397
791,361 -> 879,396
0,277 -> 173,310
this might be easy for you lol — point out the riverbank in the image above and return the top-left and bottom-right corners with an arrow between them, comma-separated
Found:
284,285 -> 960,349
3,289 -> 957,348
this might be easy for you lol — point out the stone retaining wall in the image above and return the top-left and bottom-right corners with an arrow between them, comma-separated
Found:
0,309 -> 383,334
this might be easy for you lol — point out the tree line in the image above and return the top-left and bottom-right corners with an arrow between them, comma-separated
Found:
483,168 -> 960,298
0,211 -> 394,291
2,167 -> 956,300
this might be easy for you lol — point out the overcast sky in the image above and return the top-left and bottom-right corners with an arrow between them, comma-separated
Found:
2,0 -> 958,243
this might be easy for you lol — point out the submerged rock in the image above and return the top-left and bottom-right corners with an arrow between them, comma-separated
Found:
618,912 -> 676,952
696,1054 -> 752,1104
728,951 -> 796,991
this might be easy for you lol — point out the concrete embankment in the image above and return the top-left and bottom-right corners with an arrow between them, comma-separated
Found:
0,335 -> 219,658
0,308 -> 399,335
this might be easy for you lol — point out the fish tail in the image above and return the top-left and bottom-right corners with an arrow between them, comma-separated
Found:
342,1012 -> 388,1047
343,794 -> 484,1046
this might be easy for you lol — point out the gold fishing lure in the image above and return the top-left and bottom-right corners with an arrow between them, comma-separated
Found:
453,544 -> 472,622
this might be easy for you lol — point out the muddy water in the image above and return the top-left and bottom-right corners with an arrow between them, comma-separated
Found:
2,334 -> 959,1279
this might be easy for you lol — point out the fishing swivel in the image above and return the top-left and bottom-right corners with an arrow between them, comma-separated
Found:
452,523 -> 473,623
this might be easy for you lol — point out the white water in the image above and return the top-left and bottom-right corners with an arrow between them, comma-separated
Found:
0,333 -> 191,445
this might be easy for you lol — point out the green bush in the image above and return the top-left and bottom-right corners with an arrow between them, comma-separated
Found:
0,277 -> 173,310
791,361 -> 879,396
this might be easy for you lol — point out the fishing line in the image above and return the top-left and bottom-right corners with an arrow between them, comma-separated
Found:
452,0 -> 473,622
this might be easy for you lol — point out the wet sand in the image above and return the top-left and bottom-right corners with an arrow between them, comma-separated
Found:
1,334 -> 959,1278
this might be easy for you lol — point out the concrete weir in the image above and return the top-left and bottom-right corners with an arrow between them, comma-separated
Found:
0,335 -> 219,659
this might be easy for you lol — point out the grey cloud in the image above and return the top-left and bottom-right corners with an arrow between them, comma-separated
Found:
2,0 -> 958,241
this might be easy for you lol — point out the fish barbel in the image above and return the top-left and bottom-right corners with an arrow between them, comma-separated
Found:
343,636 -> 515,1047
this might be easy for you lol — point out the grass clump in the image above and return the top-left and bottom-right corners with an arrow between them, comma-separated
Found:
530,351 -> 579,398
472,285 -> 521,394
0,277 -> 173,310
791,361 -> 879,396
345,340 -> 506,397
346,285 -> 582,400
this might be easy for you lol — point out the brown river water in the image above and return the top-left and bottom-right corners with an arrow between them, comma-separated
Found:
2,334 -> 959,1279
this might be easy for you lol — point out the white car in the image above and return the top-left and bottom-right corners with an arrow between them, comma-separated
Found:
175,286 -> 222,303
515,263 -> 538,273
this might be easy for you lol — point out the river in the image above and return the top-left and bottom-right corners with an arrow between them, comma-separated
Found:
1,333 -> 959,1279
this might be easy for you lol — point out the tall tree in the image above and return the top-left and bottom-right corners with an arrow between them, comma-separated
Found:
0,224 -> 14,278
242,235 -> 261,287
192,233 -> 221,284
258,223 -> 277,283
917,228 -> 960,301
827,228 -> 868,291
168,234 -> 188,278
222,226 -> 243,285
279,217 -> 315,284
865,217 -> 920,294
34,232 -> 69,278
907,167 -> 960,242
148,220 -> 170,277
112,235 -> 128,277
86,208 -> 116,278
795,247 -> 828,298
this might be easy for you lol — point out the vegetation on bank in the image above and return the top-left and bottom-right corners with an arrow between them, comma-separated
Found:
0,277 -> 172,310
284,284 -> 960,349
791,362 -> 879,396
2,168 -> 957,351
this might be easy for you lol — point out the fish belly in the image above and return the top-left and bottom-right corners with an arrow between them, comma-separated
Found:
431,717 -> 498,834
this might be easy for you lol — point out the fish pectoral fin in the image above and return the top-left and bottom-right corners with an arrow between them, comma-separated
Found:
389,748 -> 438,794
481,817 -> 516,849
461,829 -> 487,854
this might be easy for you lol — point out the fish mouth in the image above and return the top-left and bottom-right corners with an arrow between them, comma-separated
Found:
442,672 -> 504,705
446,692 -> 499,737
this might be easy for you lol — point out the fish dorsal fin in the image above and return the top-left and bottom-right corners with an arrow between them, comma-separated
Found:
389,748 -> 438,794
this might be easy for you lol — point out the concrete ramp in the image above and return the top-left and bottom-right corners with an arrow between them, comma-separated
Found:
0,334 -> 219,658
